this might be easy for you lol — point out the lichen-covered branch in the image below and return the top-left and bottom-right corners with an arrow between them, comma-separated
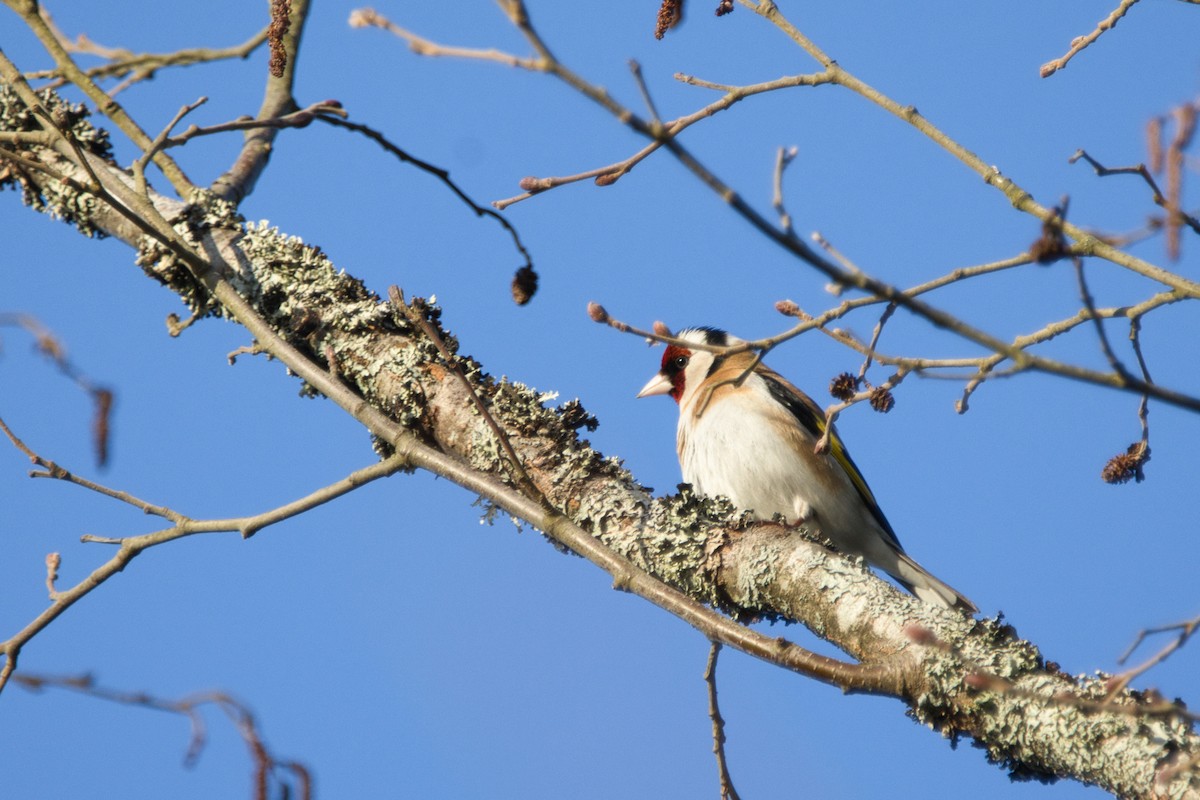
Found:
1,86 -> 1197,797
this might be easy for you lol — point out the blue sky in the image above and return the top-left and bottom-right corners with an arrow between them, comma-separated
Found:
2,2 -> 1198,797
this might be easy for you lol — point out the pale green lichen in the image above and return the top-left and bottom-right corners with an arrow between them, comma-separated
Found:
135,188 -> 243,316
586,485 -> 749,610
0,85 -> 113,238
237,219 -> 393,336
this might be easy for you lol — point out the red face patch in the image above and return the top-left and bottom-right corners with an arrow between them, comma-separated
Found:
660,345 -> 692,403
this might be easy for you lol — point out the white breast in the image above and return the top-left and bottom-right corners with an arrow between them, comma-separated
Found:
677,379 -> 886,556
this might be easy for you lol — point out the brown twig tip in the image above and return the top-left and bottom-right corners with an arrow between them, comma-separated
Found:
587,302 -> 609,323
1029,202 -> 1070,264
774,299 -> 800,317
829,372 -> 858,401
1165,103 -> 1196,262
92,388 -> 113,468
1102,440 -> 1151,484
715,0 -> 734,16
268,0 -> 292,79
45,552 -> 62,598
348,8 -> 378,28
1147,115 -> 1164,174
869,386 -> 895,413
655,0 -> 684,40
652,320 -> 673,338
511,265 -> 538,305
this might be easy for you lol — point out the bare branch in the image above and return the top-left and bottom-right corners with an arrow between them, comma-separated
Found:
1040,0 -> 1142,78
13,672 -> 312,799
211,0 -> 312,202
1115,615 -> 1200,691
30,9 -> 270,95
3,0 -> 194,193
317,112 -> 535,277
0,412 -> 413,693
771,145 -> 799,237
704,643 -> 742,800
1070,148 -> 1200,245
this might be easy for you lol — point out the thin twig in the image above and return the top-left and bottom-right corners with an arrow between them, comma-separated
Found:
31,10 -> 270,96
771,145 -> 799,237
389,287 -> 547,507
0,412 -> 411,694
1040,0 -> 1142,78
1164,104 -> 1198,260
13,672 -> 312,800
0,313 -> 115,466
494,139 -> 662,207
318,113 -> 534,272
1112,615 -> 1200,693
1128,317 -> 1152,443
629,59 -> 662,124
1073,257 -> 1129,379
1070,149 -> 1200,239
860,303 -> 897,380
705,642 -> 742,800
134,97 -> 209,197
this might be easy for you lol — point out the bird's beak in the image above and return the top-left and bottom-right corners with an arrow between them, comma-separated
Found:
636,372 -> 673,399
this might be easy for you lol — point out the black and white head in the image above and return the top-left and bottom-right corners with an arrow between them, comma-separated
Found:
635,327 -> 741,406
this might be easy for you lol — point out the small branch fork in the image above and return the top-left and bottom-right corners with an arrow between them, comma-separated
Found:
350,6 -> 834,210
13,672 -> 311,800
1070,148 -> 1200,256
1114,615 -> 1200,695
29,9 -> 271,96
0,412 -> 412,694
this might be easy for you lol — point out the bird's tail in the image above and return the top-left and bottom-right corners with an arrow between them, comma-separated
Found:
892,553 -> 977,613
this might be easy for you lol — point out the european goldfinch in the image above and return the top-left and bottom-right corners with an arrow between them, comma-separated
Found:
637,327 -> 976,613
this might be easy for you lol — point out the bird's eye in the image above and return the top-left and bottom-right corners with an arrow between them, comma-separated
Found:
673,355 -> 689,369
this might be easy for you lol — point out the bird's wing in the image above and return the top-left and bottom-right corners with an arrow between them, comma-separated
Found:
758,368 -> 906,552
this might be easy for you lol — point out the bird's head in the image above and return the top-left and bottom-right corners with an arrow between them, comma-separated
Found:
636,327 -> 737,406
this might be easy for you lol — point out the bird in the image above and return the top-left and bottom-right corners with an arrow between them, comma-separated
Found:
637,326 -> 976,613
